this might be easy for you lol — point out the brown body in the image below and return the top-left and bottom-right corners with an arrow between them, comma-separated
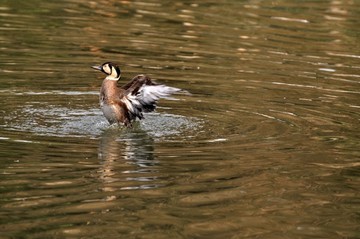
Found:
100,75 -> 155,127
100,79 -> 129,125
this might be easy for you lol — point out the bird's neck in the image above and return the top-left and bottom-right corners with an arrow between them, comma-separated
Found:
105,75 -> 120,81
101,79 -> 119,98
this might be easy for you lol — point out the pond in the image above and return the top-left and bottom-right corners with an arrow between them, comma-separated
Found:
0,1 -> 359,238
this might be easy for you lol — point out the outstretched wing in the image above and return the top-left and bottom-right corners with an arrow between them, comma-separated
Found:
121,75 -> 181,120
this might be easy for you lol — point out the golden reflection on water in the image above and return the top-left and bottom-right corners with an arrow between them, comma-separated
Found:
98,128 -> 157,192
0,0 -> 359,238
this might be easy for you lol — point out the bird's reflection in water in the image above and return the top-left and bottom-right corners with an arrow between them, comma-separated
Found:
98,125 -> 159,196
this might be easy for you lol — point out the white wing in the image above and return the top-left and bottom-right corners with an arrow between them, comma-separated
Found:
121,84 -> 182,120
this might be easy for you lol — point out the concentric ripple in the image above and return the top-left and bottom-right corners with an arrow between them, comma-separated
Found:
2,91 -> 200,139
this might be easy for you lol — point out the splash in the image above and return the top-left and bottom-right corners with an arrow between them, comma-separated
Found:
4,104 -> 199,139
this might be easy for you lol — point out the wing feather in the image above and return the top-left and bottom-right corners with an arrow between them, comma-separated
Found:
120,75 -> 182,120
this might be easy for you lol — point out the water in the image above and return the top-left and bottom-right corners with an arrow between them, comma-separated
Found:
1,1 -> 359,238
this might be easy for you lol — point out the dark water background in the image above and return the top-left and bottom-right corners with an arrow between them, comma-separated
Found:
0,1 -> 359,238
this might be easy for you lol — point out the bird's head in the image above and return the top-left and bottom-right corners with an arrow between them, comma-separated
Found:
91,62 -> 121,81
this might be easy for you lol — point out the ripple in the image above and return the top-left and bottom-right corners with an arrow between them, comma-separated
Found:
0,89 -> 98,96
0,0 -> 359,238
4,104 -> 200,139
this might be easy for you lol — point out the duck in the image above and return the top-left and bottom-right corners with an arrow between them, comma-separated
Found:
91,62 -> 183,127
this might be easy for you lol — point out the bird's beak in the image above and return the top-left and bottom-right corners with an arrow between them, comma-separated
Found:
91,65 -> 102,71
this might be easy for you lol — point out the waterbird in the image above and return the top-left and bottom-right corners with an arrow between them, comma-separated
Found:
91,62 -> 183,127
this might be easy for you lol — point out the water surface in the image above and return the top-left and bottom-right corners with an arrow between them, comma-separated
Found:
0,1 -> 359,238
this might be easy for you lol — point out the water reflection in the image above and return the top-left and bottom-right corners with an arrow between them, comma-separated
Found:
98,127 -> 159,192
0,0 -> 359,238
